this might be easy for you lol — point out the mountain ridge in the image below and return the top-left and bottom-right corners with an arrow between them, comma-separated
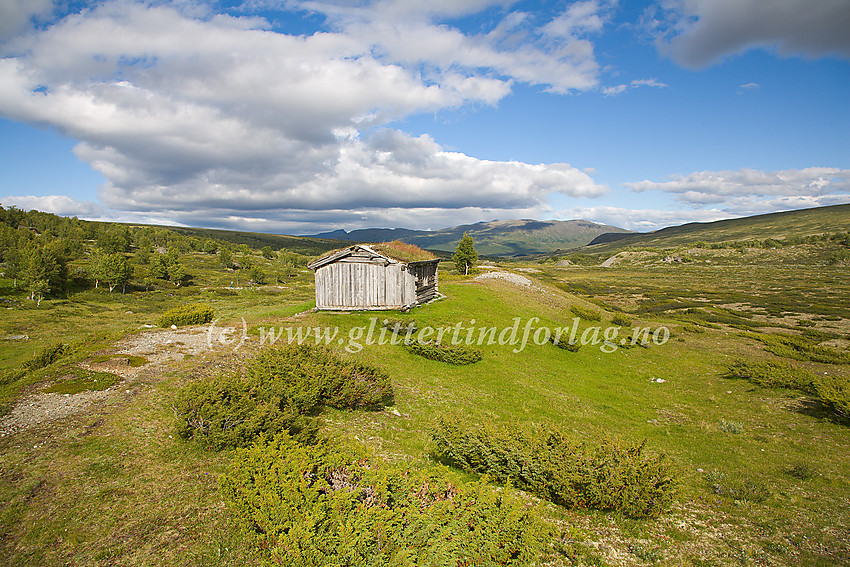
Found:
307,218 -> 633,256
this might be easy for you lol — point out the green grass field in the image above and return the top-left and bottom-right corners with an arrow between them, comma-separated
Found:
1,231 -> 849,565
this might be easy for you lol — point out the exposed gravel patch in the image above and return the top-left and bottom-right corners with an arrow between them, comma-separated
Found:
0,325 -> 236,436
0,391 -> 112,437
473,270 -> 533,287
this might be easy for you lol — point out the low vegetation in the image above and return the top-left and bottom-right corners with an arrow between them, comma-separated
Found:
569,304 -> 602,321
173,344 -> 393,449
42,369 -> 119,395
430,417 -> 679,519
406,341 -> 483,364
740,331 -> 850,364
550,335 -> 581,351
220,433 -> 549,566
21,342 -> 67,371
611,313 -> 632,327
726,359 -> 817,392
372,240 -> 436,263
158,302 -> 215,327
705,470 -> 771,504
726,358 -> 849,419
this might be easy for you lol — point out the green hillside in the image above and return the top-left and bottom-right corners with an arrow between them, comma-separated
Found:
149,225 -> 347,256
586,203 -> 850,254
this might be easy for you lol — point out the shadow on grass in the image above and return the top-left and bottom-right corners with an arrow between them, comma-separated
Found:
786,397 -> 850,427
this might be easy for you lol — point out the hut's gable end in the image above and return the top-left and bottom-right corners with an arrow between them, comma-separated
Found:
309,245 -> 439,311
408,261 -> 439,305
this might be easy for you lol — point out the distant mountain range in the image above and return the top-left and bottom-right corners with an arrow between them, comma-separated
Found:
308,219 -> 633,256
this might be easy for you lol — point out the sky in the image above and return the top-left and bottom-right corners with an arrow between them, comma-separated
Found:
0,0 -> 848,234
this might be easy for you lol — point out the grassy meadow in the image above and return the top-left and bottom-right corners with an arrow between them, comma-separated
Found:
1,215 -> 849,565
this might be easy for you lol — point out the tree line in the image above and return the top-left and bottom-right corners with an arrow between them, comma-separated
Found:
0,206 -> 311,305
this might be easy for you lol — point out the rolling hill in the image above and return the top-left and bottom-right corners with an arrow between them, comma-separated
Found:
155,225 -> 348,256
310,218 -> 633,256
585,204 -> 850,254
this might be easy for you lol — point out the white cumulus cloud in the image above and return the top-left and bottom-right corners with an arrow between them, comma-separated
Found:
0,1 -> 611,231
557,205 -> 736,232
625,167 -> 850,216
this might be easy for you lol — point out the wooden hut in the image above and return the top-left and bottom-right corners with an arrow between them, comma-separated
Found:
307,242 -> 439,311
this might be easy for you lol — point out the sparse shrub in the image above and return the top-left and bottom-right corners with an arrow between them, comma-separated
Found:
719,418 -> 744,434
705,470 -> 770,503
430,417 -> 679,519
826,249 -> 850,265
158,303 -> 215,327
812,374 -> 850,418
801,328 -> 841,342
0,368 -> 26,387
726,359 -> 817,392
173,344 -> 393,449
551,336 -> 581,352
22,342 -> 66,371
728,360 -> 849,420
220,433 -> 549,567
612,313 -> 633,327
785,463 -> 817,481
570,304 -> 602,321
740,331 -> 850,364
407,341 -> 482,365
636,299 -> 704,315
382,318 -> 418,335
248,265 -> 266,284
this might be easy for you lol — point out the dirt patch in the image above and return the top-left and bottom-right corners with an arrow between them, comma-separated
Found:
0,325 -> 237,437
473,271 -> 533,287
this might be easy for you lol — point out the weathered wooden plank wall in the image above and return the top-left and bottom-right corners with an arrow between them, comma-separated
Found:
314,261 -> 419,310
